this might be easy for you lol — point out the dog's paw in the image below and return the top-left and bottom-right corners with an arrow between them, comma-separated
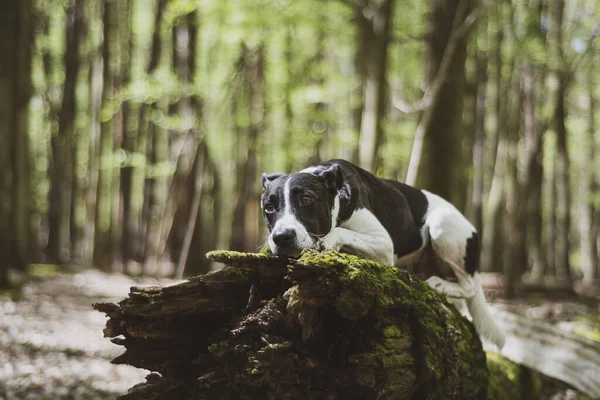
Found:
316,239 -> 326,251
425,276 -> 445,291
319,229 -> 341,251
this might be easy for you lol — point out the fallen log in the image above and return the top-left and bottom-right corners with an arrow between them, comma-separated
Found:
490,308 -> 600,398
93,250 -> 568,399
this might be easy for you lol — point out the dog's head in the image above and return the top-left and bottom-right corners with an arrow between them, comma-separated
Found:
261,164 -> 344,257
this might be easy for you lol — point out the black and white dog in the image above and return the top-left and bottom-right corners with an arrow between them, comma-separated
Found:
261,159 -> 505,349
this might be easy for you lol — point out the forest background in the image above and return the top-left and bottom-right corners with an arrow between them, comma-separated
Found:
1,0 -> 599,299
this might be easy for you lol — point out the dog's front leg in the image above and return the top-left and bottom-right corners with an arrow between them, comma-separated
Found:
319,227 -> 394,266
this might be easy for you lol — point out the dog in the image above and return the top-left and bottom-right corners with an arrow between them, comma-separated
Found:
260,159 -> 505,349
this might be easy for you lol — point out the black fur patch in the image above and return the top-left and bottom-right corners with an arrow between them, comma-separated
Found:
464,232 -> 480,275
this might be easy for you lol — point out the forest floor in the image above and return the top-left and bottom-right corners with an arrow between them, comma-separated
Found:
0,269 -> 598,400
0,268 -> 174,400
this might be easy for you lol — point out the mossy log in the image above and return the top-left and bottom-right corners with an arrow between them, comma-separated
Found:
94,250 -> 543,399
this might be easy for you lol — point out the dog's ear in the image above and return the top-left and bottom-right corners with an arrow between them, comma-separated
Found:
261,172 -> 285,189
320,164 -> 343,191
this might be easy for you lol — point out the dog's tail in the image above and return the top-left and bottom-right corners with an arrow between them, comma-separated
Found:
466,272 -> 506,349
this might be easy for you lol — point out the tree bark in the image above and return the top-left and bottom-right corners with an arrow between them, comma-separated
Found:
357,0 -> 393,173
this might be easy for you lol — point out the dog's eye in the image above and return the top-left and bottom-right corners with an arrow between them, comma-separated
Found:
300,195 -> 313,206
264,203 -> 275,213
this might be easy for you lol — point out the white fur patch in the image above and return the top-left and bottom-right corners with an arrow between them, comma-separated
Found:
268,178 -> 314,254
321,208 -> 394,265
331,195 -> 340,230
300,166 -> 320,174
422,190 -> 476,265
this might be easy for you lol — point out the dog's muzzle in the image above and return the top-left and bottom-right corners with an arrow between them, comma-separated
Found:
270,228 -> 303,257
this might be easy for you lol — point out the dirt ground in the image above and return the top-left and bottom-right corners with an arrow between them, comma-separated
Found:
0,270 -> 172,400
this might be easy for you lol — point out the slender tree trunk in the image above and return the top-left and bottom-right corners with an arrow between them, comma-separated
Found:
485,2 -> 504,192
121,0 -> 138,267
142,0 -> 171,275
481,3 -> 514,274
579,65 -> 597,287
0,0 -> 33,285
415,0 -> 471,207
94,0 -> 120,269
230,44 -> 264,252
522,63 -> 544,282
350,3 -> 369,165
549,0 -> 572,288
544,153 -> 558,279
48,0 -> 83,264
283,26 -> 296,172
470,13 -> 487,234
175,142 -> 205,279
357,0 -> 393,173
70,2 -> 90,265
306,25 -> 328,166
503,64 -> 523,298
85,1 -> 104,266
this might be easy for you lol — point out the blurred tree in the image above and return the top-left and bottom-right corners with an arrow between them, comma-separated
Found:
549,0 -> 572,288
0,0 -> 34,286
580,56 -> 598,287
48,0 -> 84,264
230,44 -> 265,253
357,0 -> 394,173
412,0 -> 473,208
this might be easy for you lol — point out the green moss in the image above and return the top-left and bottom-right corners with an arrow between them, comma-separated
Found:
574,313 -> 600,343
29,263 -> 63,277
289,250 -> 488,399
211,248 -> 489,399
486,352 -> 545,400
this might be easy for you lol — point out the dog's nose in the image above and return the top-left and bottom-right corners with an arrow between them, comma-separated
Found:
272,229 -> 297,247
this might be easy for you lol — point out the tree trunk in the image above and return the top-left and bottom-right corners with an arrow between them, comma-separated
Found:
503,67 -> 523,298
142,0 -> 171,275
357,0 -> 393,173
0,0 -> 33,285
485,1 -> 504,192
70,2 -> 90,265
481,5 -> 514,273
350,6 -> 369,165
550,0 -> 572,288
415,0 -> 471,208
118,0 -> 135,268
579,64 -> 597,287
545,155 -> 557,278
470,12 -> 487,234
94,0 -> 120,269
85,3 -> 104,266
95,250 -> 494,399
48,0 -> 84,264
522,0 -> 546,285
230,44 -> 264,253
306,24 -> 329,166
